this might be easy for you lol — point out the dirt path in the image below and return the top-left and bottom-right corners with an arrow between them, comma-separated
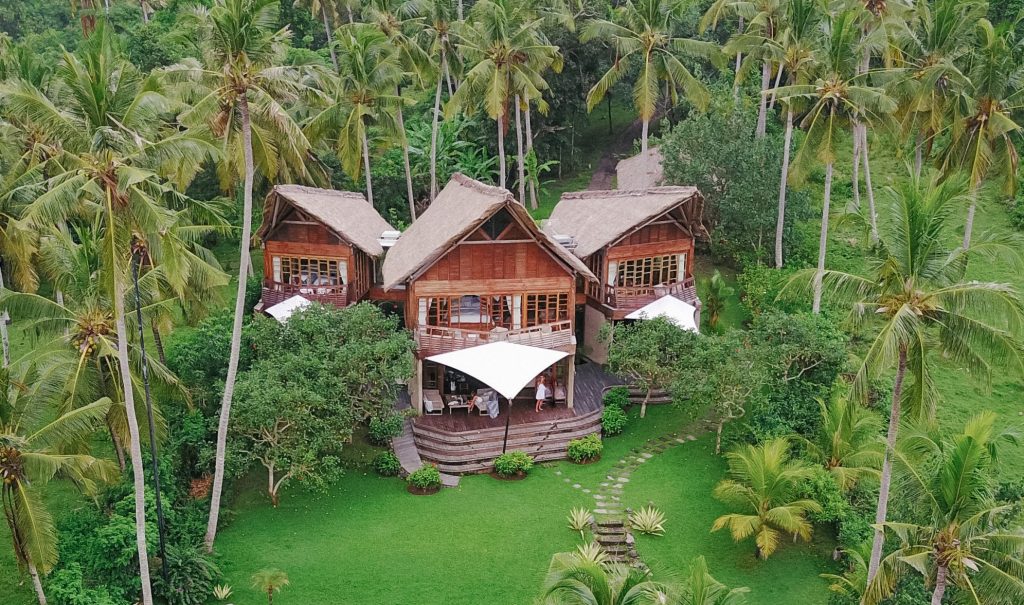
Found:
586,117 -> 645,190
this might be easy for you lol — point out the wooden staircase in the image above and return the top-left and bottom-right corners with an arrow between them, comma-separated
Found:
413,410 -> 602,474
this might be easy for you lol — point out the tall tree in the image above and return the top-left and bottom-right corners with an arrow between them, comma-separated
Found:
865,413 -> 1024,605
421,0 -> 457,202
583,0 -> 722,153
786,173 -> 1024,584
1,362 -> 115,605
936,17 -> 1024,248
774,9 -> 895,313
293,0 -> 341,71
306,22 -> 408,209
168,0 -> 317,553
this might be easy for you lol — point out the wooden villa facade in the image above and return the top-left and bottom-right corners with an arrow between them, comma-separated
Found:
255,185 -> 394,310
545,187 -> 708,362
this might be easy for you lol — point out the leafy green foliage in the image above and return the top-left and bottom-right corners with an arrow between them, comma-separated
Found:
628,506 -> 666,536
567,507 -> 593,539
367,413 -> 405,446
47,563 -> 117,605
606,317 -> 701,417
737,263 -> 799,320
567,434 -> 603,463
660,108 -> 815,268
166,311 -> 252,409
602,387 -> 631,410
601,404 -> 628,436
154,544 -> 221,605
493,451 -> 535,477
373,451 -> 402,477
407,465 -> 442,490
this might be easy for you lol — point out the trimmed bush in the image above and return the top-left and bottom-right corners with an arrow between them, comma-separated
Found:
493,450 -> 535,477
407,465 -> 442,490
368,413 -> 405,445
601,404 -> 628,436
373,451 -> 402,477
602,386 -> 630,409
567,434 -> 603,463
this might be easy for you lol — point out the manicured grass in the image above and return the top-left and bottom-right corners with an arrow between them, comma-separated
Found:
627,436 -> 838,605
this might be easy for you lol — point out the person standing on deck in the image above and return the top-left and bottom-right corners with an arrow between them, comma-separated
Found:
535,375 -> 549,412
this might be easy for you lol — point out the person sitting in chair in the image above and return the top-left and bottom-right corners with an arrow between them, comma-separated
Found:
466,390 -> 484,413
535,375 -> 549,412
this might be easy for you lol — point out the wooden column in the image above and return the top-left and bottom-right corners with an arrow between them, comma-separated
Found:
566,358 -> 575,410
413,357 -> 424,415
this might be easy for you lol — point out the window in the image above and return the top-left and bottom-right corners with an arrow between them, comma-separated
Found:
614,255 -> 679,288
480,210 -> 513,239
272,256 -> 347,286
525,293 -> 569,326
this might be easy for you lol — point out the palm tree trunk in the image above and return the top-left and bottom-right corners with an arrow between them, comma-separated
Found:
497,117 -> 507,189
755,60 -> 770,138
361,129 -> 375,208
430,62 -> 444,203
514,95 -> 526,205
457,0 -> 463,21
914,131 -> 923,179
867,346 -> 908,584
525,103 -> 538,210
733,17 -> 744,102
861,129 -> 879,242
931,563 -> 948,605
396,89 -> 416,221
28,562 -> 46,605
963,187 -> 978,248
150,320 -> 166,365
205,94 -> 256,554
768,65 -> 782,109
321,5 -> 339,72
110,233 -> 155,605
812,162 -> 833,314
775,109 -> 793,269
56,291 -> 67,337
109,418 -> 127,471
140,0 -> 149,23
852,124 -> 861,210
0,260 -> 9,368
641,117 -> 649,154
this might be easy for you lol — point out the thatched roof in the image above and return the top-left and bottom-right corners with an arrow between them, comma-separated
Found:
544,187 -> 704,259
381,173 -> 595,290
616,147 -> 664,190
257,185 -> 395,256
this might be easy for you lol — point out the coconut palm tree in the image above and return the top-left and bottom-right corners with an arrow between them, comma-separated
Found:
251,568 -> 289,605
165,0 -> 321,553
864,413 -> 1024,605
542,548 -> 665,604
0,27 -> 215,603
293,0 -> 341,71
720,0 -> 785,139
421,0 -> 458,202
306,22 -> 409,209
1,362 -> 115,605
583,0 -> 723,154
785,172 -> 1024,584
799,398 -> 882,492
669,556 -> 749,605
936,18 -> 1024,248
448,0 -> 560,189
774,9 -> 896,313
711,437 -> 821,559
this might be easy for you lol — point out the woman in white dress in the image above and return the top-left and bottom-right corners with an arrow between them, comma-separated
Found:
535,375 -> 549,413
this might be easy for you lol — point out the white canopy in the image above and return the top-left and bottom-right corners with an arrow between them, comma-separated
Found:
625,295 -> 699,333
426,341 -> 569,400
265,295 -> 312,323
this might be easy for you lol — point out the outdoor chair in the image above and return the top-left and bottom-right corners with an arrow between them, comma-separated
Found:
553,385 -> 567,407
424,389 -> 444,415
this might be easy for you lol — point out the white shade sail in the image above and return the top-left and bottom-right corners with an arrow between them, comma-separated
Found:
426,341 -> 569,400
625,295 -> 699,333
265,295 -> 312,323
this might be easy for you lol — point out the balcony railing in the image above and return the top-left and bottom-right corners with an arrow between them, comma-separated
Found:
602,276 -> 697,310
416,320 -> 575,355
261,281 -> 348,308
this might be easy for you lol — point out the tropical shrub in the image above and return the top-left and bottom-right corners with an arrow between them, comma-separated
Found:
212,585 -> 233,601
407,465 -> 442,490
47,564 -> 117,605
606,317 -> 701,417
737,263 -> 796,319
567,434 -> 603,463
493,451 -> 535,477
601,404 -> 628,436
154,544 -> 221,605
373,451 -> 402,477
567,508 -> 593,540
602,386 -> 631,409
628,506 -> 666,536
368,412 -> 405,445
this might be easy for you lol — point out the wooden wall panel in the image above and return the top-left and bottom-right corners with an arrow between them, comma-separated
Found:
420,242 -> 568,282
269,221 -> 344,245
618,221 -> 689,247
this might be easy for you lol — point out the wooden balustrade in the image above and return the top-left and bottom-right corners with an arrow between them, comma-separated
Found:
261,281 -> 348,308
415,319 -> 574,354
602,276 -> 697,310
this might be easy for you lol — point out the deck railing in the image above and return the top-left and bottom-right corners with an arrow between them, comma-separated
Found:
261,281 -> 348,308
416,319 -> 574,354
602,276 -> 697,310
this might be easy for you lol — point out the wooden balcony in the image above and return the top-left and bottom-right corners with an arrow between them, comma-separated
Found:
415,319 -> 575,355
602,276 -> 698,315
261,281 -> 348,308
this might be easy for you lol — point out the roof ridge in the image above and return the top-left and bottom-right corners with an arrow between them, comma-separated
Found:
450,172 -> 516,200
274,184 -> 366,199
560,186 -> 696,200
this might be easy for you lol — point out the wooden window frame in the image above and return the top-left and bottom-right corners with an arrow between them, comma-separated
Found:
614,255 -> 679,288
274,255 -> 347,286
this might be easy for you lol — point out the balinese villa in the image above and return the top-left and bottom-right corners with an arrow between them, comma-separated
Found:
253,173 -> 706,477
